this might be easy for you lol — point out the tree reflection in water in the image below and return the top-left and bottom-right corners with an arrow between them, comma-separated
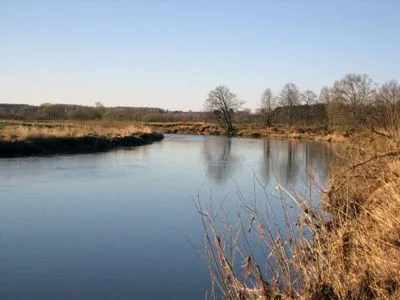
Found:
203,136 -> 332,189
285,140 -> 299,185
261,139 -> 330,188
202,136 -> 238,184
261,138 -> 272,185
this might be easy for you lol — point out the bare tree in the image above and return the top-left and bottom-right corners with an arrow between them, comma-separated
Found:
332,73 -> 376,128
374,80 -> 400,138
319,86 -> 335,131
319,86 -> 331,103
205,85 -> 244,136
280,83 -> 300,125
94,101 -> 104,108
301,90 -> 317,126
260,88 -> 277,127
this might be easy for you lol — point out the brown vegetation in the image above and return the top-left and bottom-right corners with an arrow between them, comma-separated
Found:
0,120 -> 162,157
0,121 -> 151,141
0,120 -> 352,144
147,122 -> 347,142
195,130 -> 400,299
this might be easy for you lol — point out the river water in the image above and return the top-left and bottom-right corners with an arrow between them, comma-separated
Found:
0,135 -> 332,299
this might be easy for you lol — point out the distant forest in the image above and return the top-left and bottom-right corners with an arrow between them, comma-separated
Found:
0,102 -> 331,125
2,74 -> 398,132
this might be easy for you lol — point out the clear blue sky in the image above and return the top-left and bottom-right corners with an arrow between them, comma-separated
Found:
1,1 -> 399,111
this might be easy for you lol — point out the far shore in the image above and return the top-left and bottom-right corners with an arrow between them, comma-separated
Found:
0,133 -> 164,158
0,120 -> 347,158
145,121 -> 347,143
0,121 -> 163,158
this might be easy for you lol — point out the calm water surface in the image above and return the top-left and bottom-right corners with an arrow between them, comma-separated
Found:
0,135 -> 332,299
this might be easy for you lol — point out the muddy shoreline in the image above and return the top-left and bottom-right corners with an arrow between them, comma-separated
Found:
0,133 -> 164,158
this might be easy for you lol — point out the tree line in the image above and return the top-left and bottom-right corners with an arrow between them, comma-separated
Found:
1,73 -> 399,136
0,101 -> 329,126
206,73 -> 400,135
0,103 -> 204,123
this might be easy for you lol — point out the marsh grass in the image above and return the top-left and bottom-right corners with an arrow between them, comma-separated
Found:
146,121 -> 348,142
0,121 -> 151,141
196,130 -> 400,299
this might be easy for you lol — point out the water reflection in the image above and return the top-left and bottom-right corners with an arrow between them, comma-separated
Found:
259,139 -> 331,188
260,139 -> 300,187
285,141 -> 300,185
202,137 -> 331,189
202,136 -> 238,183
304,141 -> 332,185
0,135 -> 333,300
261,139 -> 272,184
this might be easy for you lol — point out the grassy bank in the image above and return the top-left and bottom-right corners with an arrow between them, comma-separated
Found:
0,119 -> 349,158
196,131 -> 400,299
0,120 -> 163,157
315,134 -> 400,299
1,120 -> 347,143
145,121 -> 347,142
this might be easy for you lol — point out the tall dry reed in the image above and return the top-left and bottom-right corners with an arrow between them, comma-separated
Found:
196,130 -> 400,299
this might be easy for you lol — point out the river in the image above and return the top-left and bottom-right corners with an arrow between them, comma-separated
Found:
0,135 -> 332,299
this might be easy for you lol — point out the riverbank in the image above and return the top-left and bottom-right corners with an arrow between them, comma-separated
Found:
1,120 -> 348,143
0,119 -> 348,157
0,121 -> 163,157
302,134 -> 400,299
198,131 -> 400,299
145,122 -> 347,143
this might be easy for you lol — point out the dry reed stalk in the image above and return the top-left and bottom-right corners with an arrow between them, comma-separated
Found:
196,130 -> 400,299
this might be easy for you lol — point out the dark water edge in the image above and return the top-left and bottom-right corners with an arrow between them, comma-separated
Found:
0,133 -> 164,158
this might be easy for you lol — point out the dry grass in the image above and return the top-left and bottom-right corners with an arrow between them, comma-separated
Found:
0,121 -> 151,141
316,133 -> 400,299
196,130 -> 400,299
145,121 -> 348,142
